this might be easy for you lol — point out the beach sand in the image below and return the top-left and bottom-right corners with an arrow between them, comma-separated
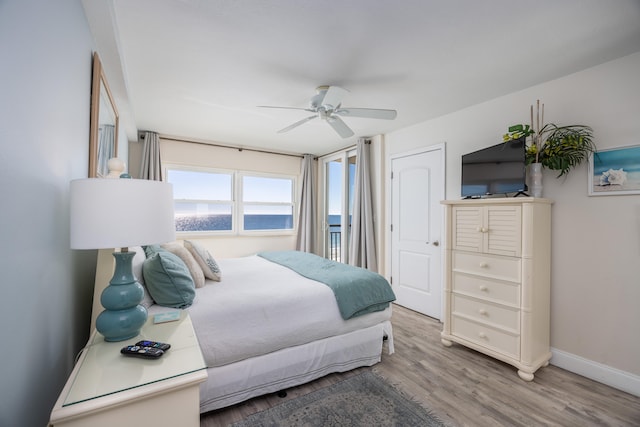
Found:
592,170 -> 640,193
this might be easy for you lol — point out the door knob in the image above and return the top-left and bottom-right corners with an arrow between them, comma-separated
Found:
432,241 -> 439,247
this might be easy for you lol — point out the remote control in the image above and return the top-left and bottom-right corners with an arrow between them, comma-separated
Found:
121,345 -> 164,359
135,340 -> 171,351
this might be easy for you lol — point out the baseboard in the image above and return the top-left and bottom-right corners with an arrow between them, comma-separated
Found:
550,347 -> 640,397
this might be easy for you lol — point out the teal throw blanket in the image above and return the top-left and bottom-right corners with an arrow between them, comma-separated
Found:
258,251 -> 396,320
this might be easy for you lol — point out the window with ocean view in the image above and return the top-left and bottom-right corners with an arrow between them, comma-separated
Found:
242,175 -> 294,231
167,166 -> 296,234
168,169 -> 233,232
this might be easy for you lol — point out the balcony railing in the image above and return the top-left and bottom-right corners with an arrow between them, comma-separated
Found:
329,228 -> 341,262
328,223 -> 349,262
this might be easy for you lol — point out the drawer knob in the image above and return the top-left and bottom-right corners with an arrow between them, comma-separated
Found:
479,332 -> 487,339
479,285 -> 488,292
479,309 -> 488,316
479,262 -> 488,268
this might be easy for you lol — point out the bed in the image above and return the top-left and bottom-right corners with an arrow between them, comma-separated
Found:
119,244 -> 396,413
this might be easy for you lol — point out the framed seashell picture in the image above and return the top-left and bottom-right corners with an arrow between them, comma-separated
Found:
588,144 -> 640,196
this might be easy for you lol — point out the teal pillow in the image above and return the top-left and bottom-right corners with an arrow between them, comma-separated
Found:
144,244 -> 168,257
142,250 -> 196,308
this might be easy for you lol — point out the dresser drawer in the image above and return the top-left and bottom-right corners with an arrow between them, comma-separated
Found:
452,294 -> 520,331
452,273 -> 520,306
452,251 -> 521,282
452,316 -> 520,359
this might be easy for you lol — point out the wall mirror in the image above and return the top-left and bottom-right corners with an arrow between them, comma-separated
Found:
89,52 -> 119,177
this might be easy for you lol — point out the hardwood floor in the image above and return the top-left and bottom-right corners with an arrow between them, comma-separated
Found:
201,304 -> 640,426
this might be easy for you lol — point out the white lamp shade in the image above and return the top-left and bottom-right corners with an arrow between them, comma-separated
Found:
70,178 -> 176,249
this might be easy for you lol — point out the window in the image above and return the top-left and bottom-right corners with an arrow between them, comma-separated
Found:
241,175 -> 294,231
168,168 -> 233,232
166,166 -> 295,234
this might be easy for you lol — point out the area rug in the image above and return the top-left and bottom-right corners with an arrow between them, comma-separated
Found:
231,371 -> 445,427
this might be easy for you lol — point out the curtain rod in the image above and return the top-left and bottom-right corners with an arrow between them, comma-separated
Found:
317,138 -> 370,159
139,132 -> 368,160
140,133 -> 306,159
319,144 -> 356,159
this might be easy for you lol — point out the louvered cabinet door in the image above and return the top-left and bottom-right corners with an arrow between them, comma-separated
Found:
451,206 -> 483,252
484,205 -> 521,257
451,205 -> 521,256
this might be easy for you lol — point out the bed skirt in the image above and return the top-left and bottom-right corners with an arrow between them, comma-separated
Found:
199,320 -> 393,413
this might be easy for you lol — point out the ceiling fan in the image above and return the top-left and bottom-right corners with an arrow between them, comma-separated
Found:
259,85 -> 397,138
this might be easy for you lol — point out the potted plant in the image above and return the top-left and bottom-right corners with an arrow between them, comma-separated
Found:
504,100 -> 595,197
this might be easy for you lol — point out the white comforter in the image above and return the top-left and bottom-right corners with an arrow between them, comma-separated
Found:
173,255 -> 391,368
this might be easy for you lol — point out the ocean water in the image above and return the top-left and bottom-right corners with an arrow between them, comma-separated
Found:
176,214 -> 347,232
177,213 -> 348,260
327,214 -> 342,231
175,214 -> 293,232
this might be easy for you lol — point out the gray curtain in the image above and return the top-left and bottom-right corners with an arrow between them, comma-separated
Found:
140,131 -> 163,181
97,124 -> 115,177
296,154 -> 316,253
349,138 -> 377,270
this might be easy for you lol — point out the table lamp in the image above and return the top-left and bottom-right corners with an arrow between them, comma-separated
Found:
70,178 -> 175,341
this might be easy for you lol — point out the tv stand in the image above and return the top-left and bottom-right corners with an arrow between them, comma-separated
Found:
513,191 -> 530,197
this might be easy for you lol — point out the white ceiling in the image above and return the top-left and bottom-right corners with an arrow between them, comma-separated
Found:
84,0 -> 640,156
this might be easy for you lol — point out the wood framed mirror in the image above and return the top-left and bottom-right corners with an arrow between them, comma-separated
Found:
89,52 -> 119,178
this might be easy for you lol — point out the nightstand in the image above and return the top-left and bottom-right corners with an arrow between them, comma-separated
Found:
49,311 -> 207,427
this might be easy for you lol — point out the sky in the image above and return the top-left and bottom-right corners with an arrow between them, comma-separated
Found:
168,163 -> 353,217
327,160 -> 355,216
168,169 -> 291,202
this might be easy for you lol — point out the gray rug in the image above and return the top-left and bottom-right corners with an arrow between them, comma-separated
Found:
231,371 -> 445,427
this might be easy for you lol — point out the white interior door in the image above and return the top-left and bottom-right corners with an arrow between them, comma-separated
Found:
391,146 -> 444,319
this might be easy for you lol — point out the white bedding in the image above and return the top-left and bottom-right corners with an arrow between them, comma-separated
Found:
198,322 -> 389,410
173,255 -> 392,368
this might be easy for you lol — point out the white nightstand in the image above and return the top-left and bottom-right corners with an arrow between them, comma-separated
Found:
49,311 -> 207,427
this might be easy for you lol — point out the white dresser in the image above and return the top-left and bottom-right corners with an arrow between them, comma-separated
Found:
440,198 -> 552,381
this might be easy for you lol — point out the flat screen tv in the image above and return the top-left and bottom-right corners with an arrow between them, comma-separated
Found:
461,138 -> 527,198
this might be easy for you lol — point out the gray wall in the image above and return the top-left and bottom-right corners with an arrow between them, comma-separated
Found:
0,1 -> 99,425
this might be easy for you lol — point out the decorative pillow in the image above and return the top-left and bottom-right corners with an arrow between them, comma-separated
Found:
184,240 -> 222,281
142,248 -> 196,308
130,246 -> 154,309
161,242 -> 206,288
143,244 -> 168,257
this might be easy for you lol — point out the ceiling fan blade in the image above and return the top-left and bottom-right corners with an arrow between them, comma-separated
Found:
259,105 -> 313,112
321,86 -> 348,109
327,116 -> 355,138
277,115 -> 317,133
335,108 -> 397,120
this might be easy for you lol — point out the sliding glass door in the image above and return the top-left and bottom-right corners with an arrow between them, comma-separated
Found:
322,149 -> 356,263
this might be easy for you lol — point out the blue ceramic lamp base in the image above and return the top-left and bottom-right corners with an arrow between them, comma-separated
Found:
96,250 -> 148,342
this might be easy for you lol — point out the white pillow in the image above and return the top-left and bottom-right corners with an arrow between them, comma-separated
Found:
184,240 -> 222,281
161,242 -> 206,288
